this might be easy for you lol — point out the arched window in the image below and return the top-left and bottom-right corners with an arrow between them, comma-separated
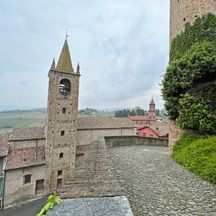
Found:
59,79 -> 71,95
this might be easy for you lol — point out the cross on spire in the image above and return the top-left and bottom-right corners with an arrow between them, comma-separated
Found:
65,28 -> 69,40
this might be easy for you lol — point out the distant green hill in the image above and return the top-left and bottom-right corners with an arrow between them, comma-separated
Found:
0,110 -> 46,133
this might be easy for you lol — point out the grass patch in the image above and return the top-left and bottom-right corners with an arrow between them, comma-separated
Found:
172,133 -> 216,185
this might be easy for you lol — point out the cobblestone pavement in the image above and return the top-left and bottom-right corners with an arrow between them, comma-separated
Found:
108,146 -> 216,216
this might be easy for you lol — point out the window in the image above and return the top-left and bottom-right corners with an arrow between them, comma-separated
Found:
24,174 -> 31,184
58,170 -> 63,176
183,18 -> 186,22
59,79 -> 71,95
59,152 -> 64,158
62,108 -> 66,113
57,178 -> 62,188
61,131 -> 65,136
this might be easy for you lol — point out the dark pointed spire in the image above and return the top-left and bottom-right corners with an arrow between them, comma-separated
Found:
56,38 -> 74,73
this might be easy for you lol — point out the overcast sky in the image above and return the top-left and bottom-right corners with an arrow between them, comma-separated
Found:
0,0 -> 169,111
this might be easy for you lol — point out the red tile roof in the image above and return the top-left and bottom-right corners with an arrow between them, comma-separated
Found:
0,133 -> 10,157
5,147 -> 45,170
138,126 -> 160,136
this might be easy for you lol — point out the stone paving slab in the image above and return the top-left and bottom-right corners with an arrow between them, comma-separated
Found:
108,146 -> 216,216
47,196 -> 134,216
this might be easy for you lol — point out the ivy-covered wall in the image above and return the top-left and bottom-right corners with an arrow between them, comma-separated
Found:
162,13 -> 216,134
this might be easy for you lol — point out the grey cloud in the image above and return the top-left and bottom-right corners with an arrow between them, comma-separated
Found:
0,0 -> 169,109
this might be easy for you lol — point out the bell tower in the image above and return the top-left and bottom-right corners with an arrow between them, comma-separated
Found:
45,38 -> 80,190
148,98 -> 156,123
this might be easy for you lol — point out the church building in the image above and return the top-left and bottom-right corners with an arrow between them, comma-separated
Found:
128,98 -> 157,128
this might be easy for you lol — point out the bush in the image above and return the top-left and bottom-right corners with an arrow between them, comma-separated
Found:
172,134 -> 216,185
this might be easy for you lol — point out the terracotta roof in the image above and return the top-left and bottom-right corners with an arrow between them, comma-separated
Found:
77,117 -> 135,130
128,116 -> 149,121
138,126 -> 160,136
149,123 -> 169,137
0,133 -> 10,157
5,147 -> 45,170
9,127 -> 45,141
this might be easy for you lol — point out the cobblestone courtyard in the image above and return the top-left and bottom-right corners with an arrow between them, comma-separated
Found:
108,146 -> 216,216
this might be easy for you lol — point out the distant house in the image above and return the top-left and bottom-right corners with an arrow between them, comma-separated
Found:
137,126 -> 159,138
137,125 -> 169,140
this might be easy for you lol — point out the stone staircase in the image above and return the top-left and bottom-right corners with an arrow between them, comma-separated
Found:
58,137 -> 124,198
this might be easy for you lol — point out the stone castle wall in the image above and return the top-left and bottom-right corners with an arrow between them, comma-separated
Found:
170,0 -> 216,42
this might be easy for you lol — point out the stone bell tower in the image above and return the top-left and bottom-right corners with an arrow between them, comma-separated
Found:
45,38 -> 80,190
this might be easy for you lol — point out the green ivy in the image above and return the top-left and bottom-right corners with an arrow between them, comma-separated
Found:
162,13 -> 216,135
170,13 -> 216,61
36,192 -> 61,216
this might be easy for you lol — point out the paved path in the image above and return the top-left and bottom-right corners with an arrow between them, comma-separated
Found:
0,195 -> 47,216
108,146 -> 216,216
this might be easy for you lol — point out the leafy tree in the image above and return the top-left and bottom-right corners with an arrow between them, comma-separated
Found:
177,93 -> 216,134
162,40 -> 216,120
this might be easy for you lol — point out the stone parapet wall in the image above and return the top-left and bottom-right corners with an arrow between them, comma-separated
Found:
105,136 -> 168,148
77,128 -> 135,146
